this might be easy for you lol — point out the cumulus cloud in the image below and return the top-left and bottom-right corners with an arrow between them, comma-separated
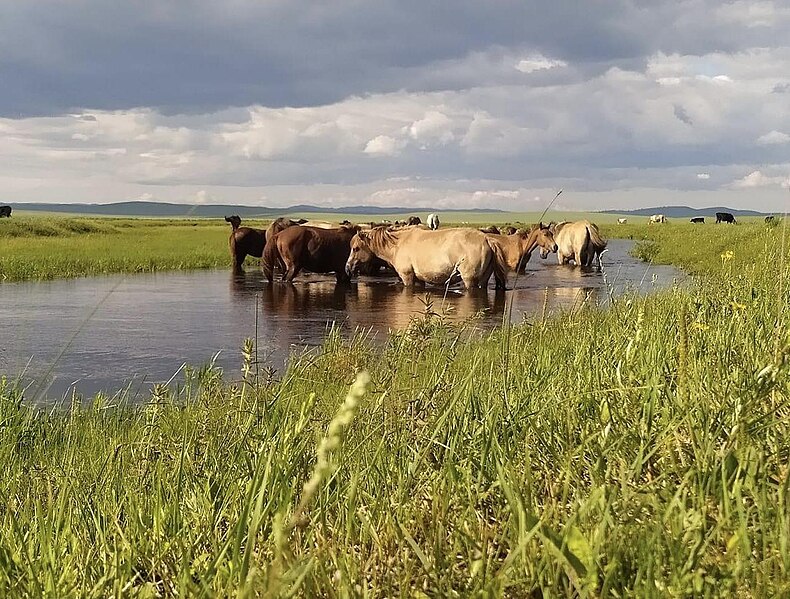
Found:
756,130 -> 790,145
364,135 -> 406,157
515,54 -> 568,73
730,170 -> 790,188
697,173 -> 710,179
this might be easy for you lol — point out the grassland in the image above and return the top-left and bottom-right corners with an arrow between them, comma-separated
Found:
1,219 -> 789,596
0,211 -> 774,282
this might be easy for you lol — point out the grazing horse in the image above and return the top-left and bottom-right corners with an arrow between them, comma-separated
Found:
716,212 -> 736,224
427,213 -> 440,230
407,216 -> 422,226
0,205 -> 11,218
345,227 -> 504,289
225,215 -> 267,272
617,218 -> 627,224
550,221 -> 607,267
690,217 -> 705,224
262,225 -> 360,284
479,225 -> 500,234
485,224 -> 557,288
649,214 -> 666,224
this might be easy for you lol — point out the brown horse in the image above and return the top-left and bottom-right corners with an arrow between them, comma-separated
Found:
262,225 -> 360,283
485,224 -> 557,288
225,215 -> 267,272
550,220 -> 607,266
502,226 -> 518,235
345,227 -> 505,289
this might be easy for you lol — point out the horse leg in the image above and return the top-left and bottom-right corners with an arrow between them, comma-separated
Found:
399,268 -> 416,287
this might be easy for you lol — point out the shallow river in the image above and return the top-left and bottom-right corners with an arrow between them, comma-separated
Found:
0,240 -> 682,402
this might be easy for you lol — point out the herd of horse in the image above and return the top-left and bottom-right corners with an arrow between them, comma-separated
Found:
226,215 -> 608,290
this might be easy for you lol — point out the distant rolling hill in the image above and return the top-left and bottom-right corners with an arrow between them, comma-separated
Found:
599,206 -> 771,218
7,201 -> 503,218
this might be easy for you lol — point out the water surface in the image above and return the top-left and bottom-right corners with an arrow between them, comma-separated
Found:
0,240 -> 682,402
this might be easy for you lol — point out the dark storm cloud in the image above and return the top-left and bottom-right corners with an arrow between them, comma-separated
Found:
2,0 -> 786,117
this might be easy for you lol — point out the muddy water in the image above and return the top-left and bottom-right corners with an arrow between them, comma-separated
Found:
0,240 -> 682,402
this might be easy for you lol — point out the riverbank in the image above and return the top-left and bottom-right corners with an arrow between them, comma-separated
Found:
0,213 -> 776,281
1,222 -> 788,595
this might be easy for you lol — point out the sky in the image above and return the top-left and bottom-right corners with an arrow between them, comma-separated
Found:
1,0 -> 789,212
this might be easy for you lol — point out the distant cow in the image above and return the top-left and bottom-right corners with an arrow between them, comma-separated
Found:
649,214 -> 667,224
479,225 -> 500,234
617,218 -> 627,224
0,205 -> 11,218
690,217 -> 705,224
765,215 -> 776,224
406,216 -> 421,226
716,212 -> 736,224
427,213 -> 440,230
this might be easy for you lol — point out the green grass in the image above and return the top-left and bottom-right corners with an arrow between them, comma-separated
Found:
1,221 -> 790,595
0,217 -> 242,281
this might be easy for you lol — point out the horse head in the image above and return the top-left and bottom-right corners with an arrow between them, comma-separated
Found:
345,231 -> 376,276
535,223 -> 558,258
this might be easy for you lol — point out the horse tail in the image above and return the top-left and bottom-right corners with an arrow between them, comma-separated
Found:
587,223 -> 607,251
261,235 -> 279,282
486,237 -> 510,288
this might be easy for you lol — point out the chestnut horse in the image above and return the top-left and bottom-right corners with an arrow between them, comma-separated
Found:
485,224 -> 557,288
225,215 -> 266,272
345,227 -> 505,289
262,225 -> 360,283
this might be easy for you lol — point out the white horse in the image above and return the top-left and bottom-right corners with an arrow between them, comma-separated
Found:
427,213 -> 440,230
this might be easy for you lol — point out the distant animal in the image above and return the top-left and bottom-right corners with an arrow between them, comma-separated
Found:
502,226 -> 518,235
690,217 -> 705,224
0,205 -> 11,218
345,227 -> 504,289
485,224 -> 557,288
716,212 -> 736,224
765,215 -> 776,224
551,221 -> 607,267
649,214 -> 667,224
395,220 -> 406,226
427,213 -> 440,230
264,217 -> 308,241
340,219 -> 352,225
406,216 -> 422,226
225,215 -> 267,272
617,218 -> 627,224
262,225 -> 360,284
479,225 -> 500,234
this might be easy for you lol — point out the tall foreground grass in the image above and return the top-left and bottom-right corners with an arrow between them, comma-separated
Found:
1,224 -> 790,596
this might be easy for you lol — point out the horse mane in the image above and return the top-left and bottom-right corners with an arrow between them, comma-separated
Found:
363,226 -> 399,254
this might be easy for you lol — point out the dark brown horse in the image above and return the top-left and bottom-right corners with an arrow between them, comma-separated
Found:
225,215 -> 267,272
262,225 -> 360,283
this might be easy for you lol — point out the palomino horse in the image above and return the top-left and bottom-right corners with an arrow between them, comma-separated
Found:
345,227 -> 503,289
427,213 -> 440,230
262,225 -> 360,284
225,215 -> 267,272
485,224 -> 557,288
550,221 -> 607,267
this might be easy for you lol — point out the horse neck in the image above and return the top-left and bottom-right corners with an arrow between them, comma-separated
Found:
521,229 -> 541,254
367,230 -> 400,262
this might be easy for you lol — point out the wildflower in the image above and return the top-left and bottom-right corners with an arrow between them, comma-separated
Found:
720,250 -> 734,261
730,301 -> 746,311
692,321 -> 709,331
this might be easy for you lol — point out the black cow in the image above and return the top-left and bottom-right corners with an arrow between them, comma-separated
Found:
0,205 -> 11,218
716,212 -> 736,224
406,216 -> 421,226
690,217 -> 704,224
765,215 -> 776,224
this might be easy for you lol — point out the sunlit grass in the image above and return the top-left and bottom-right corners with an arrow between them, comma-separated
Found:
1,221 -> 789,595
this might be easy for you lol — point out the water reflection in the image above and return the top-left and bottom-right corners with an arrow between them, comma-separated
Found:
0,240 -> 683,401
